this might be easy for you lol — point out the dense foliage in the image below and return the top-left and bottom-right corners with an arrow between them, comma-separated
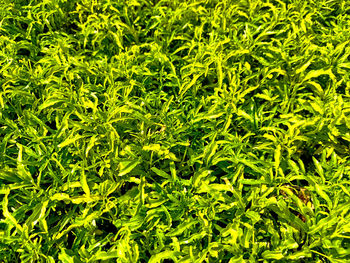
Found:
1,0 -> 350,262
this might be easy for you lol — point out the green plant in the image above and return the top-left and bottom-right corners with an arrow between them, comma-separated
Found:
1,0 -> 350,262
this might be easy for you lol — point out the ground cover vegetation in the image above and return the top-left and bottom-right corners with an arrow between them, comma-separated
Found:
0,0 -> 350,262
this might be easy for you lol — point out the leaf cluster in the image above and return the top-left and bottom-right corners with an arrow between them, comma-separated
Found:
1,0 -> 350,262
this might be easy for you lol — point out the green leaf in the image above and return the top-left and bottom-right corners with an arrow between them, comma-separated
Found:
118,160 -> 140,177
274,144 -> 281,176
302,68 -> 336,83
166,220 -> 198,237
262,250 -> 284,260
25,200 -> 49,232
149,251 -> 180,263
179,74 -> 201,98
58,249 -> 74,263
91,251 -> 120,261
151,167 -> 171,179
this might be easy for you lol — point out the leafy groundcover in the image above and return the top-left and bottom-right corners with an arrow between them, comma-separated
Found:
1,0 -> 350,262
